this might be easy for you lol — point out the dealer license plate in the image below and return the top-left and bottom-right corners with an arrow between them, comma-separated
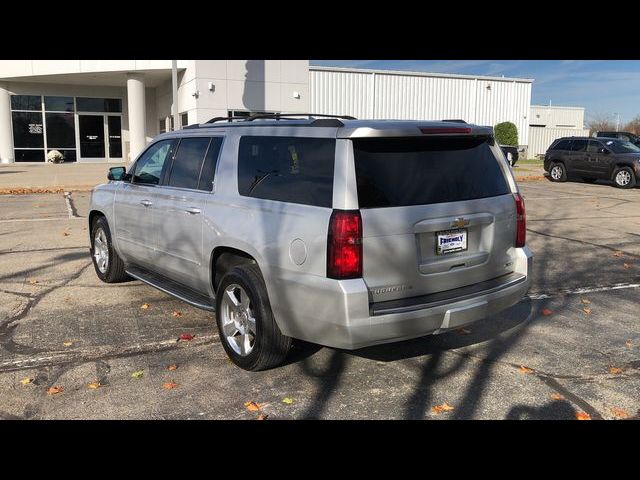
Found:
436,228 -> 467,255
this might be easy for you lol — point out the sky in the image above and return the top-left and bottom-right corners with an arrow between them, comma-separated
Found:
310,60 -> 640,126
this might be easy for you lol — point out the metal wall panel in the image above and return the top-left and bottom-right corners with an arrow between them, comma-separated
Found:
530,105 -> 585,129
528,126 -> 590,158
310,67 -> 532,145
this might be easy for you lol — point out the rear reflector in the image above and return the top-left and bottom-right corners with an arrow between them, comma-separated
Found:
420,127 -> 472,135
514,193 -> 526,248
327,210 -> 362,279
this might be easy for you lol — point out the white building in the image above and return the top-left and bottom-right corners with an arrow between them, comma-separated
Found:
0,60 -> 309,164
528,105 -> 589,157
310,66 -> 533,146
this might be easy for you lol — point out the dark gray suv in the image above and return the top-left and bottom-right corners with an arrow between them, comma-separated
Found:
544,136 -> 640,188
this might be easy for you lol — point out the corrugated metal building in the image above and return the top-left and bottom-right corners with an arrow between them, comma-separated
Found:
528,105 -> 588,157
310,66 -> 534,146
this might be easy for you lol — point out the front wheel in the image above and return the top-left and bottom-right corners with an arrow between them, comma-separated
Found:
549,162 -> 567,182
613,166 -> 635,189
215,264 -> 291,371
91,216 -> 128,283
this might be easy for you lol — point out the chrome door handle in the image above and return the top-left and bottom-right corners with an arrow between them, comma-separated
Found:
140,200 -> 152,207
185,207 -> 201,215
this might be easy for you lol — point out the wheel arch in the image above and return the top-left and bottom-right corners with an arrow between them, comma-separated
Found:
210,246 -> 260,291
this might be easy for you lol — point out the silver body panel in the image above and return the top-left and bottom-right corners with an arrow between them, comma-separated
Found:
89,119 -> 532,350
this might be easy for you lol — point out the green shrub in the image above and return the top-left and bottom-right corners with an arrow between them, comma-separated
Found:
494,121 -> 518,146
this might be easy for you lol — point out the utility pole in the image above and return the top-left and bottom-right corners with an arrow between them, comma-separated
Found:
613,112 -> 620,132
172,60 -> 180,131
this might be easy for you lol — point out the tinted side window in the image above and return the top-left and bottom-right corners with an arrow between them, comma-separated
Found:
587,140 -> 602,153
133,140 -> 176,185
238,136 -> 336,207
570,139 -> 587,152
551,139 -> 572,151
167,137 -> 211,189
198,137 -> 223,191
353,137 -> 509,208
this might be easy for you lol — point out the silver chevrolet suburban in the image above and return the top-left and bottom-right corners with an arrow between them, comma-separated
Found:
89,114 -> 532,371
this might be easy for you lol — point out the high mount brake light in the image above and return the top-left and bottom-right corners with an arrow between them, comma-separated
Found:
327,210 -> 362,279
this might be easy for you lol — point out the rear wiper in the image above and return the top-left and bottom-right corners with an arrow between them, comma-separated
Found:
248,170 -> 280,194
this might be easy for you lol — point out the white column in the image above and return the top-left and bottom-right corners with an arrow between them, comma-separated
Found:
126,73 -> 146,162
0,83 -> 14,164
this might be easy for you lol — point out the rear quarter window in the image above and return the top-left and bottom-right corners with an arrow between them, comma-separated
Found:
237,136 -> 336,208
551,139 -> 572,151
353,136 -> 510,209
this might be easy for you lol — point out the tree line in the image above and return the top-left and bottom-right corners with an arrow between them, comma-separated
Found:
587,113 -> 640,135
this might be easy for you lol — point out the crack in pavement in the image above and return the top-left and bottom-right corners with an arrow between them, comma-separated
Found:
527,227 -> 640,259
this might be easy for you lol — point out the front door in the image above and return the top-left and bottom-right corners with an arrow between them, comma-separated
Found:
78,114 -> 123,161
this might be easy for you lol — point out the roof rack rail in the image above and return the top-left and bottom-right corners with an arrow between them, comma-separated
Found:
442,119 -> 467,123
245,113 -> 356,121
204,116 -> 249,124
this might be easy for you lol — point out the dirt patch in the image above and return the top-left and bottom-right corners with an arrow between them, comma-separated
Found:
0,186 -> 95,195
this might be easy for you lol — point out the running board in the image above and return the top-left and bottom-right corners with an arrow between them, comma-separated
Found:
126,265 -> 216,312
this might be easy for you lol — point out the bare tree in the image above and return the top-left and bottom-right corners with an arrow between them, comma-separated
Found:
622,116 -> 640,135
586,113 -> 617,135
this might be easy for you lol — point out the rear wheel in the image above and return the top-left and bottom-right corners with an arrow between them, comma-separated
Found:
215,264 -> 291,371
91,216 -> 128,283
549,162 -> 567,182
613,166 -> 635,189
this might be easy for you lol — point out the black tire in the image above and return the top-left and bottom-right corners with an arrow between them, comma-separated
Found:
612,166 -> 636,189
548,162 -> 567,182
90,216 -> 129,283
582,178 -> 598,183
215,264 -> 291,371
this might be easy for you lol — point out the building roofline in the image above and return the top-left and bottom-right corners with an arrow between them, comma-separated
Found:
309,65 -> 535,84
531,104 -> 585,111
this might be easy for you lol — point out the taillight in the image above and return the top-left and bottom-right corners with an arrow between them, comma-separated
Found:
514,193 -> 526,248
327,210 -> 362,279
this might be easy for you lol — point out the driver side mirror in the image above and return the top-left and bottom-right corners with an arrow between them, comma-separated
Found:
107,166 -> 128,181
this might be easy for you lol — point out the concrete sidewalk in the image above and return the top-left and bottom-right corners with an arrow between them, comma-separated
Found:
0,163 -> 125,192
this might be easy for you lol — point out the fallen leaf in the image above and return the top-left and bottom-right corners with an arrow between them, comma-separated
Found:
140,303 -> 150,309
431,403 -> 455,414
47,386 -> 64,395
582,307 -> 592,315
178,333 -> 194,341
62,231 -> 70,237
542,308 -> 553,316
613,251 -> 623,257
257,414 -> 269,420
611,407 -> 628,419
172,311 -> 182,318
163,381 -> 178,390
20,378 -> 33,386
580,298 -> 591,304
550,393 -> 564,401
456,328 -> 471,335
87,382 -> 101,389
63,341 -> 73,347
608,366 -> 623,375
63,296 -> 72,301
131,370 -> 144,379
623,263 -> 631,269
244,401 -> 262,412
625,340 -> 633,348
576,411 -> 592,421
282,397 -> 294,405
167,364 -> 178,371
518,365 -> 534,374
28,279 -> 38,285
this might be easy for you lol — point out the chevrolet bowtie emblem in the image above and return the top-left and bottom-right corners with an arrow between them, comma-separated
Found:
451,217 -> 470,228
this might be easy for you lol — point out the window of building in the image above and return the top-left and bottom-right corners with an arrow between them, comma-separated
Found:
12,111 -> 44,149
76,97 -> 122,113
159,119 -> 166,134
238,136 -> 335,207
45,112 -> 76,149
180,112 -> 189,127
44,96 -> 74,112
11,95 -> 41,111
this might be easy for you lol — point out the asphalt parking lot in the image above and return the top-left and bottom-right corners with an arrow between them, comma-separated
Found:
0,179 -> 639,420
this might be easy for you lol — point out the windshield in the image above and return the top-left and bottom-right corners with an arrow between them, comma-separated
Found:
603,139 -> 640,154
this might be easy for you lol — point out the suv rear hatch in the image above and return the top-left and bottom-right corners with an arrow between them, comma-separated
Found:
350,132 -> 518,305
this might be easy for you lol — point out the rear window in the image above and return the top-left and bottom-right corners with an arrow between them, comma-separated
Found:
353,137 -> 510,209
238,136 -> 335,207
551,139 -> 572,151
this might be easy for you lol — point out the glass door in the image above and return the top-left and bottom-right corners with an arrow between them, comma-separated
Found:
107,116 -> 122,159
79,114 -> 105,159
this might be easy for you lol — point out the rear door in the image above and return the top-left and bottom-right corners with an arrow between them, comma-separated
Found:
569,138 -> 588,174
351,135 -> 518,304
153,136 -> 223,291
587,140 -> 609,178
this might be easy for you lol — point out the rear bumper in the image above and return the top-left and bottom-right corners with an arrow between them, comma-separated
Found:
270,246 -> 533,350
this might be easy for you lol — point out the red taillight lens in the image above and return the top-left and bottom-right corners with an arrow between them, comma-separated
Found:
327,210 -> 362,279
514,193 -> 526,248
419,127 -> 472,134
